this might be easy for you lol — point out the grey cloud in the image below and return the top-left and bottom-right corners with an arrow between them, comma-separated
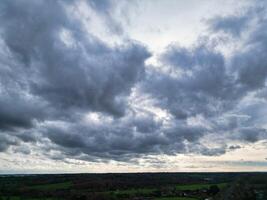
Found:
0,93 -> 44,130
89,0 -> 112,13
143,42 -> 243,120
39,114 -> 208,161
138,2 -> 267,160
1,0 -> 267,165
0,0 -> 150,154
186,142 -> 227,156
210,5 -> 267,91
88,0 -> 123,34
233,43 -> 267,90
0,0 -> 150,118
208,15 -> 250,37
14,131 -> 38,143
161,42 -> 225,71
0,134 -> 17,152
228,145 -> 241,150
13,146 -> 31,155
165,124 -> 205,143
39,1 -> 267,161
30,42 -> 149,117
236,127 -> 267,143
200,147 -> 226,157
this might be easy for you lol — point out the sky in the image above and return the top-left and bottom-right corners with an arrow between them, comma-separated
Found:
0,0 -> 267,173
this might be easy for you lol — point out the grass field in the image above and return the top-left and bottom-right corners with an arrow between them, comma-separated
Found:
110,188 -> 155,196
109,182 -> 228,196
155,197 -> 198,200
1,182 -> 227,200
28,181 -> 72,190
2,197 -> 57,200
175,182 -> 228,190
0,173 -> 262,200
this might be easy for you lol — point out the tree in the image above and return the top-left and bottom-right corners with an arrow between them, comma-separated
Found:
208,185 -> 220,195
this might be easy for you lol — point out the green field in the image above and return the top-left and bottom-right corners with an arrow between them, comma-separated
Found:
2,197 -> 57,200
1,182 -> 227,200
155,197 -> 198,200
175,182 -> 228,190
0,173 -> 263,200
111,188 -> 155,196
28,181 -> 72,190
109,182 -> 228,196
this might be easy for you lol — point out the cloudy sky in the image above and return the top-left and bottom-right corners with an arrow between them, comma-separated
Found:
0,0 -> 267,173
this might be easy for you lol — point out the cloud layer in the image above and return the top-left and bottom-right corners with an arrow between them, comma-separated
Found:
0,0 -> 267,168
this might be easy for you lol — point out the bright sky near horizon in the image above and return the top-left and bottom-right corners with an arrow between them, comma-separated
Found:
0,0 -> 267,173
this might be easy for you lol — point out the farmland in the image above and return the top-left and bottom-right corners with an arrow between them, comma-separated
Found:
0,173 -> 266,200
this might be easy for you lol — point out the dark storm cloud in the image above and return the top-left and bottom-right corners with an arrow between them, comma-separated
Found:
0,90 -> 45,130
13,131 -> 38,143
236,127 -> 267,143
143,41 -> 243,120
38,112 -> 209,161
1,0 -> 267,164
0,0 -> 150,117
0,0 -> 150,153
139,2 -> 267,159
